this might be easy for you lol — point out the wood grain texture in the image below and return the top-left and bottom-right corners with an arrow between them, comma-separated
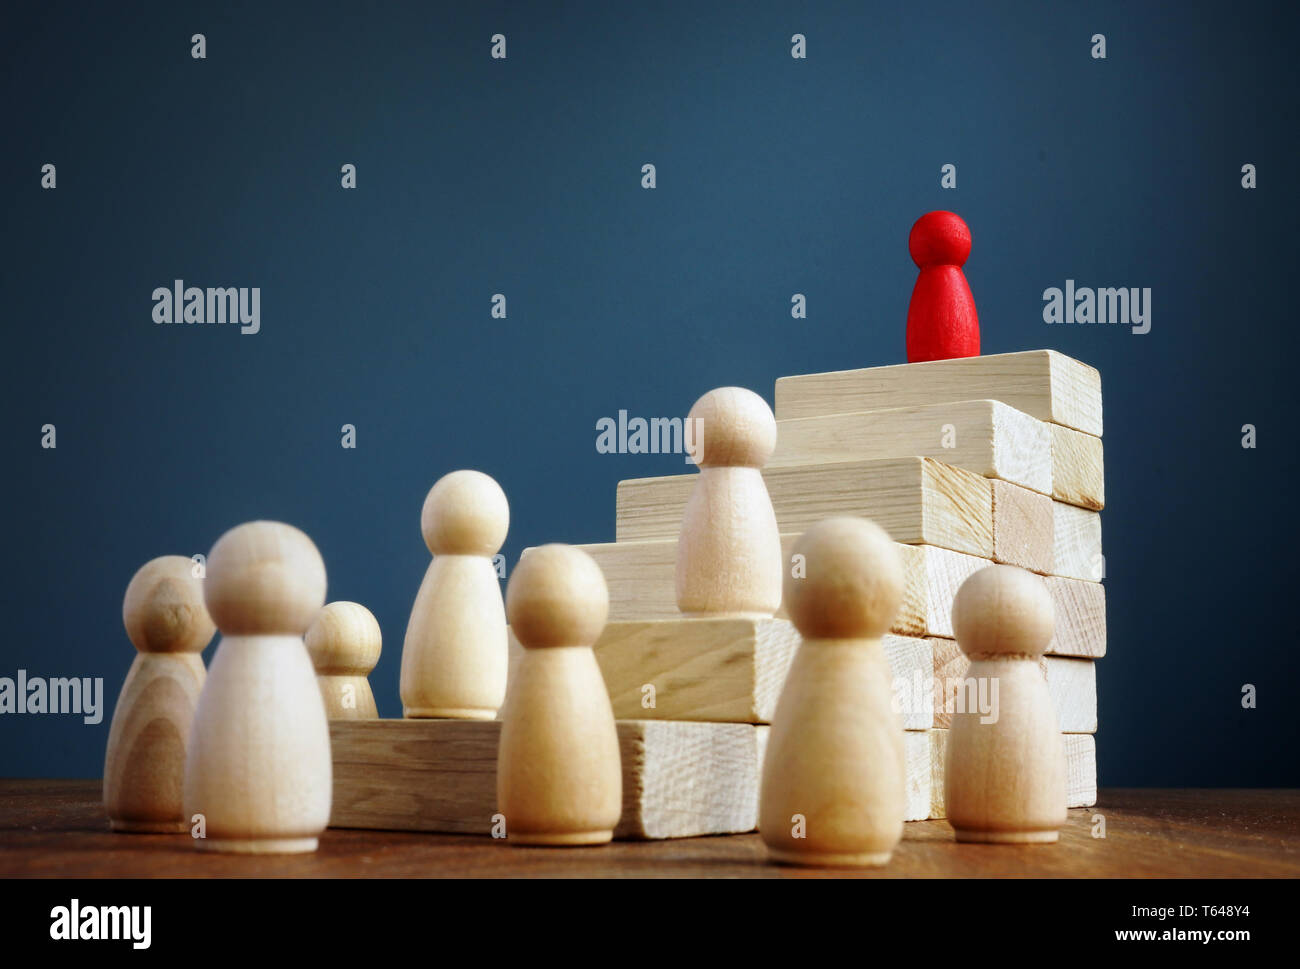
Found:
769,400 -> 1051,495
617,457 -> 993,558
1045,576 -> 1106,658
103,654 -> 206,833
991,479 -> 1054,574
1051,423 -> 1105,510
8,781 -> 1294,876
930,638 -> 966,730
105,555 -> 214,833
329,719 -> 759,840
928,728 -> 948,820
1052,502 -> 1104,582
510,619 -> 935,729
773,349 -> 1103,436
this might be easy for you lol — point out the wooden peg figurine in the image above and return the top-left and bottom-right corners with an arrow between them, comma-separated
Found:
306,601 -> 381,719
104,556 -> 215,833
760,517 -> 906,867
905,210 -> 980,362
945,564 -> 1067,843
675,386 -> 783,617
498,544 -> 621,845
183,521 -> 332,854
400,470 -> 509,719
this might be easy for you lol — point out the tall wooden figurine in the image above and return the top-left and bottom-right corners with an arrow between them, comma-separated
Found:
498,544 -> 621,845
945,564 -> 1067,843
104,556 -> 215,832
183,521 -> 332,853
675,386 -> 783,617
401,470 -> 509,719
760,517 -> 906,867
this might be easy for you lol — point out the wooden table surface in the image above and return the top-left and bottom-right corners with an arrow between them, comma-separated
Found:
2,781 -> 1296,877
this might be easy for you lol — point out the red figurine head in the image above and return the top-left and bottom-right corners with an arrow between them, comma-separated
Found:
905,211 -> 980,362
909,211 -> 972,269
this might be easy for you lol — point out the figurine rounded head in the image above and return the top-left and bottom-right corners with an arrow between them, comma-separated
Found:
122,555 -> 216,653
952,564 -> 1055,657
909,210 -> 972,268
421,470 -> 509,556
305,601 -> 382,674
507,544 -> 609,649
784,517 -> 904,639
204,521 -> 327,635
686,387 -> 777,468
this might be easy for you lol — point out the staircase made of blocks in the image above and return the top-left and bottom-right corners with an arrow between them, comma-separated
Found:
328,349 -> 1104,839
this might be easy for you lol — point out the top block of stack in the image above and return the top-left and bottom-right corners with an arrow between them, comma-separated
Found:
774,349 -> 1102,437
772,349 -> 1104,512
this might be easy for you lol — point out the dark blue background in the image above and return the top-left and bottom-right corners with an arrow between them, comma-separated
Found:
4,1 -> 1296,784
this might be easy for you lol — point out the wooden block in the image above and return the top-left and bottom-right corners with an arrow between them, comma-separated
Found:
590,617 -> 801,725
774,349 -> 1103,436
1064,734 -> 1099,808
301,718 -> 1106,832
929,638 -> 1096,732
769,400 -> 1052,496
884,636 -> 936,731
1045,575 -> 1107,658
621,720 -> 758,839
902,729 -> 932,822
1045,657 -> 1098,733
570,537 -> 1103,655
755,726 -> 932,823
904,544 -> 989,637
569,537 -> 682,623
1051,423 -> 1105,510
1053,502 -> 1104,581
930,638 -> 966,731
571,536 -> 987,638
928,728 -> 948,820
617,457 -> 993,557
991,478 -> 1054,573
924,728 -> 1097,819
521,617 -> 934,729
328,718 -> 760,840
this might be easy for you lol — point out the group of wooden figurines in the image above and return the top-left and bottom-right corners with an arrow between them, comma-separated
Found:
104,386 -> 1067,867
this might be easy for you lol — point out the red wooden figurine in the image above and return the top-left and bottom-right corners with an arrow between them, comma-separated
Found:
905,211 -> 980,362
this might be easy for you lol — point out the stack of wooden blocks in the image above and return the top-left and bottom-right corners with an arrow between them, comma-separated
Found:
329,349 -> 1104,840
